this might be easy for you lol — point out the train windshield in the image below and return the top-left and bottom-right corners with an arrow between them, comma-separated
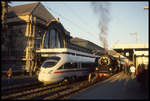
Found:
42,56 -> 60,68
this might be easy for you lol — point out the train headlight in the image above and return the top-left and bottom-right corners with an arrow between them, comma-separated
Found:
109,68 -> 112,71
96,67 -> 99,71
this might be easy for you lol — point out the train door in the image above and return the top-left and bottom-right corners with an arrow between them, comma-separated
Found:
77,62 -> 82,76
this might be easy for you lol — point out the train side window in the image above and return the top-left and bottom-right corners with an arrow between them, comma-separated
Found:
58,62 -> 78,70
77,63 -> 82,68
42,61 -> 57,68
82,63 -> 95,68
82,63 -> 89,68
64,62 -> 77,69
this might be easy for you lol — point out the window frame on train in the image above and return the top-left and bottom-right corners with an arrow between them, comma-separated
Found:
58,62 -> 96,70
58,62 -> 78,70
41,56 -> 61,68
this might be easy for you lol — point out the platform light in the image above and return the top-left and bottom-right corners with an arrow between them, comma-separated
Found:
144,6 -> 149,10
126,52 -> 129,56
130,32 -> 138,44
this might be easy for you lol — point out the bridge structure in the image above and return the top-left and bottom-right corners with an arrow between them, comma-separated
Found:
112,44 -> 149,69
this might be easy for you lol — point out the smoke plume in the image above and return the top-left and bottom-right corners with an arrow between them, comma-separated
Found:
91,2 -> 111,51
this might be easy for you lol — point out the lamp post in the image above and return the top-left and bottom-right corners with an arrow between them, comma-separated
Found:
130,32 -> 138,44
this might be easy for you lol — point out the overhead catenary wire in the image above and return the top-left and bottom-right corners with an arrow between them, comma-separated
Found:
62,3 -> 99,39
63,3 -> 96,30
47,6 -> 96,37
45,5 -> 100,46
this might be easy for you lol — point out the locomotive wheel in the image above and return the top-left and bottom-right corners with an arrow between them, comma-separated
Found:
113,66 -> 118,73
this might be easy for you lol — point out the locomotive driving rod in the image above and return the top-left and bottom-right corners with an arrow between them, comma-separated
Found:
88,71 -> 110,83
88,72 -> 99,83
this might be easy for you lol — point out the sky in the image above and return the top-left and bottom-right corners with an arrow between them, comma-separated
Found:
10,1 -> 149,49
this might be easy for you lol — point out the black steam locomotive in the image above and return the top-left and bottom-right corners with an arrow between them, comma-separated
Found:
95,54 -> 120,74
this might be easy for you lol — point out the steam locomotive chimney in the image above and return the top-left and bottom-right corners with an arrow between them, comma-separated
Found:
91,2 -> 111,54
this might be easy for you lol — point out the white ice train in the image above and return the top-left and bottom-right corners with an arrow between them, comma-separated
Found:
38,53 -> 97,84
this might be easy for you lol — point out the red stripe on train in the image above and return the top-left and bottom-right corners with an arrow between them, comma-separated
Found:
54,69 -> 88,74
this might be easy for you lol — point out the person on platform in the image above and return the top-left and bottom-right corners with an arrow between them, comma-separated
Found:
130,64 -> 136,79
124,64 -> 128,74
126,64 -> 130,75
7,67 -> 13,84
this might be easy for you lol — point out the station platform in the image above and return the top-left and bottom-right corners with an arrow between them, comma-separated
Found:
69,72 -> 149,100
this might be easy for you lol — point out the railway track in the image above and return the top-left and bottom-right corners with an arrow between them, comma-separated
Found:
2,73 -> 114,100
57,75 -> 113,100
1,81 -> 42,96
1,81 -> 63,99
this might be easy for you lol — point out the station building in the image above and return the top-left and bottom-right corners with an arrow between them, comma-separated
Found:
1,2 -> 56,72
1,2 -> 104,74
112,44 -> 149,69
70,37 -> 105,55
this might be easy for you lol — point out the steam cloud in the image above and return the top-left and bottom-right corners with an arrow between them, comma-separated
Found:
91,2 -> 111,51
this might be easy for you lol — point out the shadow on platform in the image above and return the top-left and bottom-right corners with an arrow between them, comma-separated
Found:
69,72 -> 149,100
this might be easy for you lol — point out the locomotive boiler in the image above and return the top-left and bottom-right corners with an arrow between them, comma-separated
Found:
96,54 -> 120,74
